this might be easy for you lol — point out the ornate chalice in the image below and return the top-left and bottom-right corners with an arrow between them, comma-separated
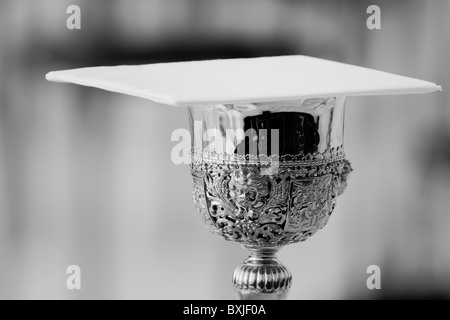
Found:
45,54 -> 440,300
189,97 -> 351,299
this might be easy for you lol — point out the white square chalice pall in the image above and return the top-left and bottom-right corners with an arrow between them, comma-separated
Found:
47,55 -> 441,300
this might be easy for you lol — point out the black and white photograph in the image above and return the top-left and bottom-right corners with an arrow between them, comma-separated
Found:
0,0 -> 449,303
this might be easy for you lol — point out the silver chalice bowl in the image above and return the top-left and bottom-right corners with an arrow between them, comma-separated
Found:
188,97 -> 352,299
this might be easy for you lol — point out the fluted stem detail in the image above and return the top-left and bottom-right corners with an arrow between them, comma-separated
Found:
233,246 -> 292,300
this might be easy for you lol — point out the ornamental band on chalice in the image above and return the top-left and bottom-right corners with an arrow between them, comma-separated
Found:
188,97 -> 352,300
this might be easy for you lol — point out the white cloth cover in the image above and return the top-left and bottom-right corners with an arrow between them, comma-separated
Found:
46,55 -> 441,107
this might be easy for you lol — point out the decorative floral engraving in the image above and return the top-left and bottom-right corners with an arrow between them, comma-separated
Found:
191,153 -> 352,246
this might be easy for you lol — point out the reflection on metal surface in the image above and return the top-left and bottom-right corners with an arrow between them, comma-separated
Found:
188,97 -> 352,299
188,97 -> 346,158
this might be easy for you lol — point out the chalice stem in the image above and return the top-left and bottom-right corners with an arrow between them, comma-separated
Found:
233,246 -> 292,300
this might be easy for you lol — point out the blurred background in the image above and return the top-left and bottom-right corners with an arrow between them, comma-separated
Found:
0,0 -> 449,299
